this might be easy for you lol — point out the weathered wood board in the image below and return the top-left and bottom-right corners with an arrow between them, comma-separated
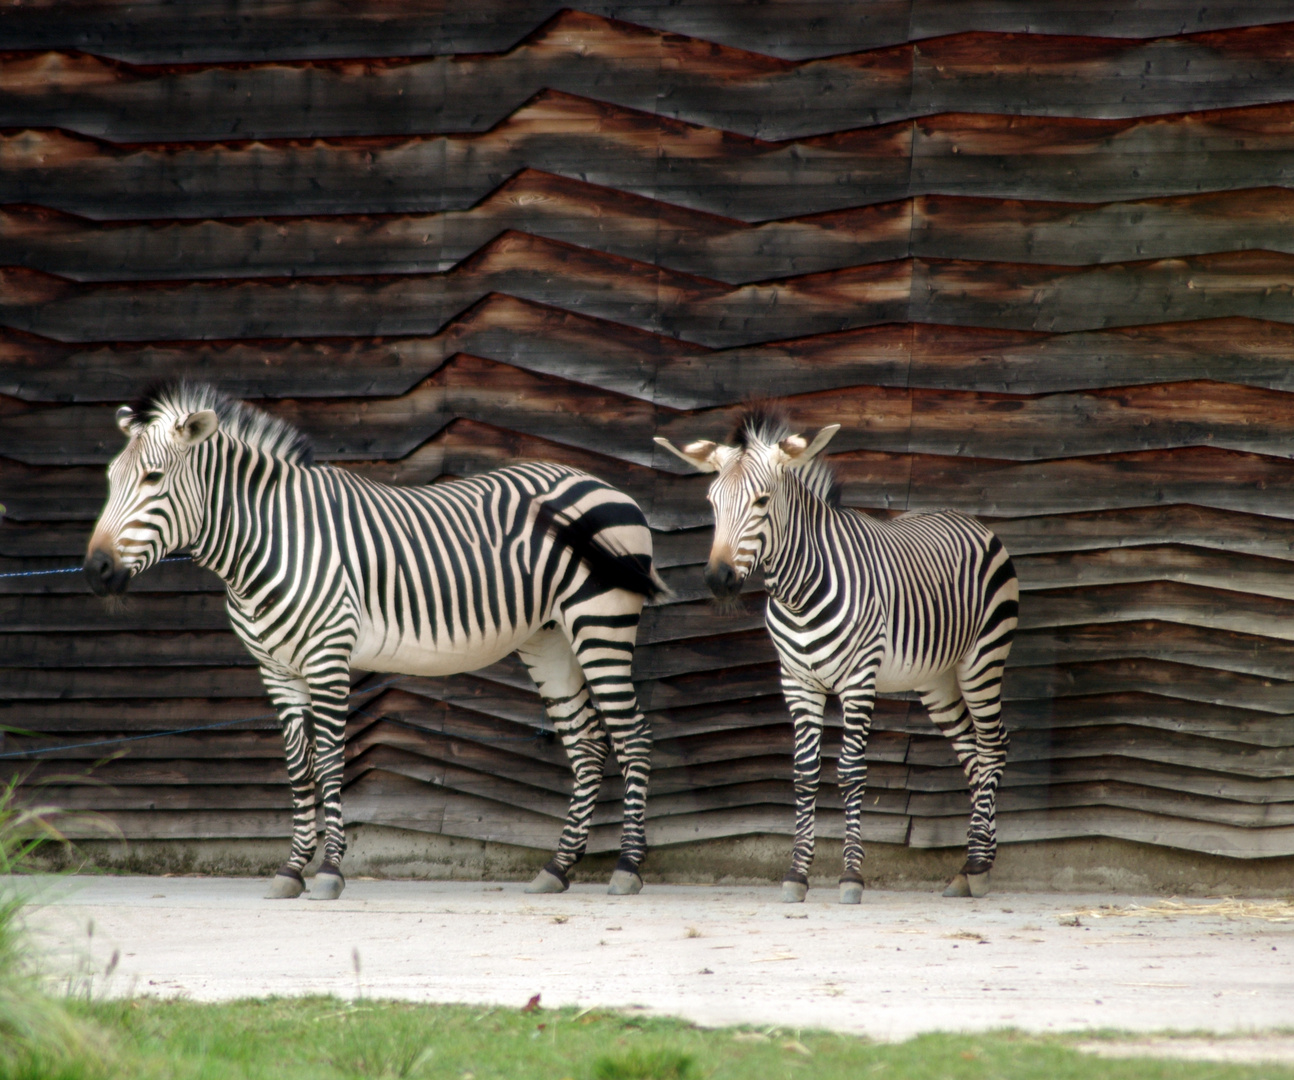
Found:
4,2 -> 1294,862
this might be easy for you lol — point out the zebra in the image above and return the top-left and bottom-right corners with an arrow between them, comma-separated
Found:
84,381 -> 665,900
656,407 -> 1018,903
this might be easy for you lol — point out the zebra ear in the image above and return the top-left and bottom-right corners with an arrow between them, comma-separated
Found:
654,436 -> 721,473
176,409 -> 219,448
781,424 -> 840,469
115,406 -> 135,436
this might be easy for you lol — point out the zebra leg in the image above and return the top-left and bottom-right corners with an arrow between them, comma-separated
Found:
957,649 -> 1012,899
517,628 -> 609,894
561,599 -> 651,895
260,671 -> 317,899
919,672 -> 985,898
304,671 -> 351,901
837,680 -> 877,906
781,677 -> 827,903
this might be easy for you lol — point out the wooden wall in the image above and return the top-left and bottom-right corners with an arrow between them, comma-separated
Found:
3,1 -> 1294,863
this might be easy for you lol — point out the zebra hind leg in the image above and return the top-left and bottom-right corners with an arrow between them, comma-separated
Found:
518,628 -> 611,894
918,674 -> 984,899
560,602 -> 652,896
956,652 -> 1012,900
837,683 -> 876,905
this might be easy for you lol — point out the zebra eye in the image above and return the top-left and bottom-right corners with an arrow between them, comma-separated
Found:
142,471 -> 164,485
753,494 -> 771,509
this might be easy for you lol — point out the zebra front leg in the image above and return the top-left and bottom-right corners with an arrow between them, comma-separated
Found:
837,679 -> 877,905
781,677 -> 827,903
304,671 -> 351,901
261,671 -> 317,899
919,673 -> 986,898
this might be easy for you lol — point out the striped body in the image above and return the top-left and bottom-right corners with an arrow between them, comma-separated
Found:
658,410 -> 1017,898
86,384 -> 660,896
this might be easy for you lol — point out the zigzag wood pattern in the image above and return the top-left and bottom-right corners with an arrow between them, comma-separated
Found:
10,18 -> 1294,141
4,9 -> 1294,863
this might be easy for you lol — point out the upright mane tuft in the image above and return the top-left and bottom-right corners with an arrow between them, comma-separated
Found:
729,401 -> 840,507
127,381 -> 314,466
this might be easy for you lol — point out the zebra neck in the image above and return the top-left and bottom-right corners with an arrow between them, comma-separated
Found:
761,478 -> 831,613
190,438 -> 298,597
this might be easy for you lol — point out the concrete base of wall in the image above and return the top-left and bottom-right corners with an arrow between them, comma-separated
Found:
35,826 -> 1294,896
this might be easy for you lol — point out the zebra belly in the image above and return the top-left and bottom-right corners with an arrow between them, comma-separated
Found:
874,654 -> 953,695
350,621 -> 535,677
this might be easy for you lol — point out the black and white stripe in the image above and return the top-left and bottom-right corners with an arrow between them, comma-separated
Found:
86,382 -> 664,899
658,407 -> 1018,902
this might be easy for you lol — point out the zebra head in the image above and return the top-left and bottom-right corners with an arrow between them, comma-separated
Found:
655,415 -> 840,598
84,394 -> 220,596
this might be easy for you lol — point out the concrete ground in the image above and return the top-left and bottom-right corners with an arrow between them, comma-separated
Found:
18,875 -> 1294,1052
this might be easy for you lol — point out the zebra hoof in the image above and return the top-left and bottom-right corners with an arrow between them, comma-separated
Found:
967,869 -> 991,898
264,870 -> 305,899
608,869 -> 643,896
942,873 -> 971,898
781,880 -> 808,904
308,869 -> 345,901
524,869 -> 569,894
839,881 -> 863,905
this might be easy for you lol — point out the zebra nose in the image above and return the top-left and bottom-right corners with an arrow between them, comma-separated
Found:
704,560 -> 741,599
84,548 -> 130,597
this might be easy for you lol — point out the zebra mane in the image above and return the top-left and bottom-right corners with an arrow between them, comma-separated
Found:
729,403 -> 840,507
127,381 -> 314,466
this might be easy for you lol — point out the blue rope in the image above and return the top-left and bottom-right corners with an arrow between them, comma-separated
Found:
0,555 -> 191,580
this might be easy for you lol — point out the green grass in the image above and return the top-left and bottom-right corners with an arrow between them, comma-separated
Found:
46,998 -> 1294,1080
0,773 -> 116,1080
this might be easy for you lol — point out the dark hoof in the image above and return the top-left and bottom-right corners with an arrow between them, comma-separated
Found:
608,869 -> 643,896
839,881 -> 863,905
308,865 -> 345,901
781,880 -> 807,903
942,873 -> 971,898
525,868 -> 569,894
265,868 -> 305,899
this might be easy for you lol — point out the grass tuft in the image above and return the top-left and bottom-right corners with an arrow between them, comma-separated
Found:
0,773 -> 115,1080
592,1047 -> 698,1080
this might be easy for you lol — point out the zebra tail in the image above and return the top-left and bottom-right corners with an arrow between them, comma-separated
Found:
534,499 -> 671,603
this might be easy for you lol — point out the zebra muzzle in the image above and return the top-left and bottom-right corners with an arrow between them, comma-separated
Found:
83,548 -> 132,597
703,559 -> 742,599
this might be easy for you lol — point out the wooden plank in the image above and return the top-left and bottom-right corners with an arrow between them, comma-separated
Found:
914,252 -> 1294,334
0,103 -> 915,221
22,783 -> 290,811
0,594 -> 230,632
913,27 -> 1294,119
990,754 -> 1294,800
0,3 -> 917,64
0,631 -> 249,667
14,24 -> 1294,145
912,107 -> 1294,204
1016,546 -> 1294,600
1007,693 -> 1294,747
913,781 -> 1294,826
914,189 -> 1294,266
1006,658 -> 1294,717
0,666 -> 267,699
837,448 -> 1294,523
0,255 -> 912,352
0,18 -> 916,142
911,805 -> 1294,857
11,308 -> 1294,413
910,2 -> 1294,40
48,808 -> 292,839
0,181 -> 913,287
1020,580 -> 1294,642
987,505 -> 1294,562
908,318 -> 1294,396
0,698 -> 273,733
1009,621 -> 1294,681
